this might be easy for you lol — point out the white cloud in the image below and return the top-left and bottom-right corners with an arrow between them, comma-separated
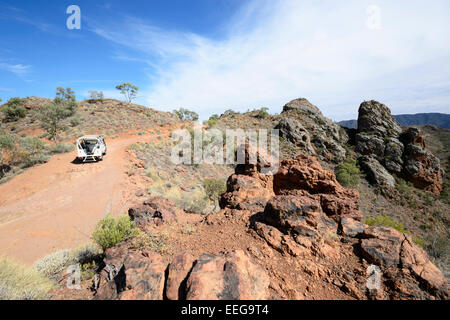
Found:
0,62 -> 32,76
91,0 -> 450,120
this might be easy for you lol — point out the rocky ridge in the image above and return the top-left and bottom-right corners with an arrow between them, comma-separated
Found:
90,146 -> 448,300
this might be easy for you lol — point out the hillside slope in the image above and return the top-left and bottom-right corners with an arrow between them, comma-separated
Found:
0,127 -> 181,264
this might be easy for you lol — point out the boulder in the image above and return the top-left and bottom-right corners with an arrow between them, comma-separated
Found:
282,98 -> 323,115
274,155 -> 363,221
261,195 -> 322,238
184,250 -> 269,300
358,155 -> 396,191
360,226 -> 448,298
360,226 -> 403,267
165,252 -> 195,300
400,128 -> 442,194
94,246 -> 166,300
339,217 -> 366,238
128,196 -> 178,227
219,174 -> 274,211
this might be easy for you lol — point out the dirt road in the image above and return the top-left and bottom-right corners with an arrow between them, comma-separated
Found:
0,129 -> 171,264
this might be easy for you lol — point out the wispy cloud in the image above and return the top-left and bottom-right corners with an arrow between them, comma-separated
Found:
91,0 -> 450,120
0,62 -> 32,76
0,3 -> 52,32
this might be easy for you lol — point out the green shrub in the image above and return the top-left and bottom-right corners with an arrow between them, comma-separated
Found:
203,178 -> 226,210
364,215 -> 408,234
69,117 -> 80,127
39,102 -> 70,142
256,107 -> 269,119
21,153 -> 50,168
48,143 -> 74,154
206,114 -> 219,127
20,137 -> 45,156
204,178 -> 226,201
335,157 -> 360,188
413,237 -> 425,249
0,133 -> 15,167
0,256 -> 54,300
92,215 -> 139,251
173,108 -> 199,122
2,98 -> 26,122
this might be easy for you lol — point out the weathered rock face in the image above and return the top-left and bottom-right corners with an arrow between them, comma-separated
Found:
357,100 -> 403,137
280,98 -> 348,163
94,246 -> 269,300
94,246 -> 166,300
358,155 -> 396,192
273,156 -> 363,221
355,100 -> 442,195
275,118 -> 315,154
400,128 -> 442,194
262,195 -> 324,238
165,252 -> 195,300
356,100 -> 404,175
128,196 -> 179,227
219,174 -> 274,211
360,226 -> 448,298
221,154 -> 363,221
185,250 -> 269,300
219,143 -> 276,211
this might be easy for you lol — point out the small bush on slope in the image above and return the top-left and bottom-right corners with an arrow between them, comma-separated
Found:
92,215 -> 139,251
204,178 -> 227,209
1,98 -> 26,122
173,108 -> 199,122
33,243 -> 102,281
48,143 -> 74,154
335,157 -> 360,188
365,215 -> 408,234
33,249 -> 72,279
0,256 -> 54,300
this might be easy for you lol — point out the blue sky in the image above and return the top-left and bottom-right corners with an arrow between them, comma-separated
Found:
1,0 -> 449,121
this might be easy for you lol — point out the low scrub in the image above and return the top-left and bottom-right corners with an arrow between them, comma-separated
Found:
0,256 -> 54,300
173,108 -> 199,122
1,98 -> 26,122
203,178 -> 226,210
335,157 -> 360,188
33,249 -> 72,279
48,143 -> 74,154
92,215 -> 140,251
131,230 -> 168,253
365,215 -> 408,234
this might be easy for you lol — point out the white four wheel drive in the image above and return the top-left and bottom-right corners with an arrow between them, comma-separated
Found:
76,135 -> 107,162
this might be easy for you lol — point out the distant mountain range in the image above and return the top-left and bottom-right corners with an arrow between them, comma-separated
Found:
339,113 -> 450,129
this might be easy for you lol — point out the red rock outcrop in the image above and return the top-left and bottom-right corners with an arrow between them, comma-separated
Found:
128,196 -> 180,227
184,250 -> 269,300
400,128 -> 443,195
94,246 -> 166,300
221,153 -> 362,222
93,246 -> 270,300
